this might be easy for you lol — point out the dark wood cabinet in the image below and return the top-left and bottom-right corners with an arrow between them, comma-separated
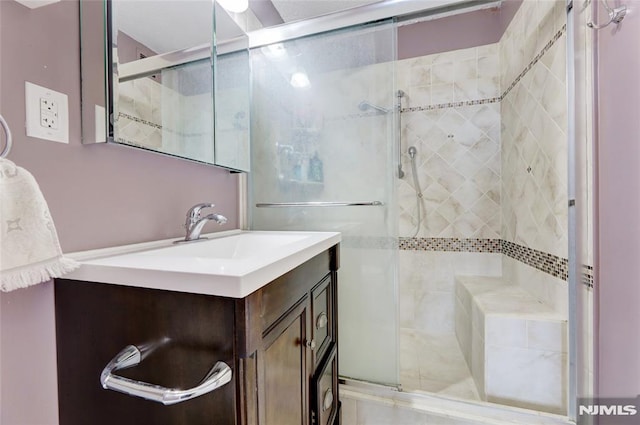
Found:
55,244 -> 339,425
312,349 -> 338,425
262,301 -> 308,425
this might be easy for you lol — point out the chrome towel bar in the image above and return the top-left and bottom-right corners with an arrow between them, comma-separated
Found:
100,343 -> 232,405
256,201 -> 384,208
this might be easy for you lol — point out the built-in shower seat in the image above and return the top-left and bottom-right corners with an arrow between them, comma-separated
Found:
454,276 -> 567,415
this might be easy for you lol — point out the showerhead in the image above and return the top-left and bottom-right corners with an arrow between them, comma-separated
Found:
358,100 -> 390,114
408,146 -> 417,158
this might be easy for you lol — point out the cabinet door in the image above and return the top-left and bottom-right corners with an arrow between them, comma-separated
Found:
262,300 -> 309,425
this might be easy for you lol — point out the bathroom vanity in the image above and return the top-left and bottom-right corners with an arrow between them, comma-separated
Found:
54,231 -> 340,425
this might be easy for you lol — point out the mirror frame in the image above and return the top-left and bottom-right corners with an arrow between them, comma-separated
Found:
79,0 -> 110,145
79,0 -> 251,172
79,0 -> 488,171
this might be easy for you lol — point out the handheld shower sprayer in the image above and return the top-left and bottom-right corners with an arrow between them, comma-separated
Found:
408,146 -> 417,159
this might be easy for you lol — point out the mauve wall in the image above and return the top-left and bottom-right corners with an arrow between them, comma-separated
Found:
398,0 -> 521,59
0,1 -> 238,424
595,3 -> 640,398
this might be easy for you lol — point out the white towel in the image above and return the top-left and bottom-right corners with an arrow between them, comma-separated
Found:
0,158 -> 78,292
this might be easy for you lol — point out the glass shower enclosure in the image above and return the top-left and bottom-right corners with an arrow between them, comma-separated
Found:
249,20 -> 400,386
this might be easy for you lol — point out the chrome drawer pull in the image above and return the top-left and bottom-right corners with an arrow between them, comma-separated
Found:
316,312 -> 328,330
100,343 -> 232,405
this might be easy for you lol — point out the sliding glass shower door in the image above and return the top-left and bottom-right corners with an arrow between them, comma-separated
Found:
249,21 -> 399,386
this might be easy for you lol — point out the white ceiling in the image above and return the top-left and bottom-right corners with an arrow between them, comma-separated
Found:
270,0 -> 380,24
116,1 -> 214,54
117,0 -> 380,55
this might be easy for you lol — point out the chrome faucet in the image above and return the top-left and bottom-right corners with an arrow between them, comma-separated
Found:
180,203 -> 228,242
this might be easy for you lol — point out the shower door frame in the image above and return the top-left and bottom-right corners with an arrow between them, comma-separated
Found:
248,18 -> 401,385
234,0 -> 590,420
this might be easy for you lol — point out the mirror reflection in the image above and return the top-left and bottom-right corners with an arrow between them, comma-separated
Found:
113,0 -> 216,164
79,0 -> 387,171
116,56 -> 216,162
80,0 -> 251,172
215,48 -> 250,171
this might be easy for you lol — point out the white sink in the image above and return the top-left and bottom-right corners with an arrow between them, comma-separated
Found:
65,230 -> 341,298
141,232 -> 311,260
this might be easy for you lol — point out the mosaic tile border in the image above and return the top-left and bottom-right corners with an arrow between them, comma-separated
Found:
118,112 -> 209,138
501,240 -> 568,281
399,237 -> 593,287
341,236 -> 398,250
118,112 -> 161,130
582,264 -> 594,289
400,97 -> 501,114
399,24 -> 567,115
500,24 -> 567,101
399,237 -> 501,253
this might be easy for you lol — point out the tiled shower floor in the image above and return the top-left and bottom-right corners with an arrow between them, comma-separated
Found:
400,329 -> 480,400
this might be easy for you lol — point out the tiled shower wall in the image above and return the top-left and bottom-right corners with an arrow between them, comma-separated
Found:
117,68 -> 214,161
499,0 -> 568,312
396,44 -> 501,239
398,0 -> 571,313
500,0 -> 567,260
396,4 -> 572,403
394,43 -> 505,371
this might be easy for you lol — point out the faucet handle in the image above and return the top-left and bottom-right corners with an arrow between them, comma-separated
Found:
187,203 -> 216,220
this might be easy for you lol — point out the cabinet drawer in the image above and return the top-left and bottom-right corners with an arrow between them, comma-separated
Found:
261,250 -> 331,334
55,280 -> 236,425
311,348 -> 338,425
311,275 -> 333,367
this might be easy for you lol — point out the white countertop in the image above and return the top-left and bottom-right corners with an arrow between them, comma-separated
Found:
63,230 -> 341,298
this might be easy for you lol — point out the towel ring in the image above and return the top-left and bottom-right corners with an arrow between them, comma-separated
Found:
587,0 -> 627,29
0,114 -> 12,158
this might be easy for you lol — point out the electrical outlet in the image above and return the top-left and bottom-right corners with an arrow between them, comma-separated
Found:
25,82 -> 69,143
40,98 -> 59,129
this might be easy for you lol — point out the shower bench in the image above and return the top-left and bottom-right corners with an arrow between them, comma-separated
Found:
454,275 -> 567,415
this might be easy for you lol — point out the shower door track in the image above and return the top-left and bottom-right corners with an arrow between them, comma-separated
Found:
218,0 -> 501,53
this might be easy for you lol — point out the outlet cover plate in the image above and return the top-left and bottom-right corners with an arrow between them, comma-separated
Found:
15,0 -> 60,9
25,82 -> 69,144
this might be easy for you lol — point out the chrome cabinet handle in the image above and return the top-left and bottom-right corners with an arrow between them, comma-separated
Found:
100,344 -> 232,406
305,339 -> 317,350
316,312 -> 328,330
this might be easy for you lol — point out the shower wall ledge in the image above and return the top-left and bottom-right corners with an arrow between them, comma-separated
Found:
455,275 -> 567,415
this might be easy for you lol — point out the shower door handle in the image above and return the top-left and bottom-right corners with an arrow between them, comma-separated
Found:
100,344 -> 232,405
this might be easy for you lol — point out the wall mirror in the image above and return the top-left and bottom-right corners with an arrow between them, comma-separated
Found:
80,0 -> 251,172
